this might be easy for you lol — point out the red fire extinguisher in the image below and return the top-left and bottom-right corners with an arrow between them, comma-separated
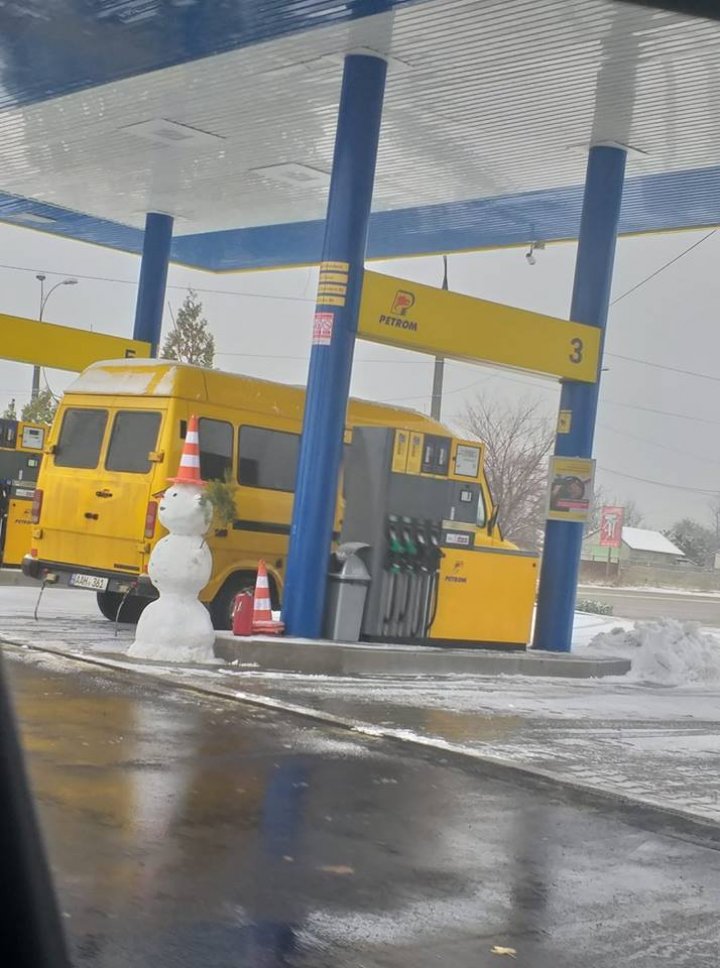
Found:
232,590 -> 254,637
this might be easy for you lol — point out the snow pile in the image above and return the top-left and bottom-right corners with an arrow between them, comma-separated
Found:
590,619 -> 720,686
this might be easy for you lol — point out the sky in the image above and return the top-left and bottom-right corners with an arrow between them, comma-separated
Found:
1,221 -> 719,531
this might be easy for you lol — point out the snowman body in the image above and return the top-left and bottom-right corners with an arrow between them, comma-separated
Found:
129,482 -> 216,663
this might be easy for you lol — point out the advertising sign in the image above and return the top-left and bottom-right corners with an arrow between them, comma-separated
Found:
599,505 -> 624,548
312,312 -> 334,346
546,457 -> 595,523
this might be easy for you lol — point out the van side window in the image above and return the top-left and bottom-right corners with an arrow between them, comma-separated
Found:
477,489 -> 488,528
106,411 -> 162,474
238,426 -> 299,492
199,419 -> 233,481
55,409 -> 108,469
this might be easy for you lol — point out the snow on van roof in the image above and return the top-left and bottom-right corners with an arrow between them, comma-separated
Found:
67,360 -> 181,396
66,359 -> 448,428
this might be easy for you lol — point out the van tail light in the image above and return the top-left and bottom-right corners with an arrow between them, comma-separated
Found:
144,500 -> 158,539
31,488 -> 43,524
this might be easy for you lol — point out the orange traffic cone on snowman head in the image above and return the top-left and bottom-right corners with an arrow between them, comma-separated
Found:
169,415 -> 205,485
252,560 -> 284,635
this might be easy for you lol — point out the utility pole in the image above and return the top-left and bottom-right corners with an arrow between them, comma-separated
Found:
430,255 -> 448,421
31,274 -> 78,400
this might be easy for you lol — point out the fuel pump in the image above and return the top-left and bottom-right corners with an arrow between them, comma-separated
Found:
337,425 -> 537,648
339,427 -> 468,643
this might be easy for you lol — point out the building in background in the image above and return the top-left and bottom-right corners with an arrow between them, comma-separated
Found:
582,526 -> 686,568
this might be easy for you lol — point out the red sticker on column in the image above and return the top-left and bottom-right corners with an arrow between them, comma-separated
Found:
312,311 -> 334,346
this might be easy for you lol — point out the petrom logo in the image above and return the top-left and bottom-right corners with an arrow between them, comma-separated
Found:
378,290 -> 419,332
391,290 -> 415,316
445,559 -> 467,583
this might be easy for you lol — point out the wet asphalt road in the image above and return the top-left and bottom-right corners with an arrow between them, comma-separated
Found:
6,652 -> 720,968
577,585 -> 720,626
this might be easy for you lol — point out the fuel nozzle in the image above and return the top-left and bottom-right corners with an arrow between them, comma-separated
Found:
401,517 -> 418,564
386,515 -> 404,573
426,520 -> 445,570
415,523 -> 429,571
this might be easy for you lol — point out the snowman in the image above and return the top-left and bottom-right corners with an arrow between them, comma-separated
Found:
128,415 -> 216,663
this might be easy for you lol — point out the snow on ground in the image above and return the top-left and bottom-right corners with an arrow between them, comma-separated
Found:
580,584 -> 720,598
3,584 -> 720,822
568,611 -> 633,649
591,620 -> 720,686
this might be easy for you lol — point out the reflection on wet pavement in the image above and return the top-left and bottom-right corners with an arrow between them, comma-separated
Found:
6,652 -> 720,967
3,582 -> 720,822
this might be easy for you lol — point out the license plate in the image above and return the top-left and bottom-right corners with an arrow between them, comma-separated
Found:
70,573 -> 108,591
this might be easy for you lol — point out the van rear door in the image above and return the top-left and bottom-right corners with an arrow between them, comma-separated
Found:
39,405 -> 164,575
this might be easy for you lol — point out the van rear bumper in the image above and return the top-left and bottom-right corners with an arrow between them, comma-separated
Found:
21,555 -> 155,598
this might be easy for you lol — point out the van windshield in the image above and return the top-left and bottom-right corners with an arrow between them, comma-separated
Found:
55,409 -> 107,469
106,411 -> 162,473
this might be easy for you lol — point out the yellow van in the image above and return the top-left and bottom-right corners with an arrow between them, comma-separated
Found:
23,359 -> 516,629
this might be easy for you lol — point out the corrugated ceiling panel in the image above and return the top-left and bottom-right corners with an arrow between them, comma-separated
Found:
0,0 -> 719,267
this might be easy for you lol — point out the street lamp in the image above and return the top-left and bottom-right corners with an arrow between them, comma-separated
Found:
31,274 -> 79,400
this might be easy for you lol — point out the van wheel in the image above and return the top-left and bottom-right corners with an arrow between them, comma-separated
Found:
96,591 -> 148,625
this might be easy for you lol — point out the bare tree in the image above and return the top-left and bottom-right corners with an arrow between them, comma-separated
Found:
586,483 -> 609,536
459,395 -> 554,551
708,493 -> 720,545
622,498 -> 644,528
587,488 -> 644,534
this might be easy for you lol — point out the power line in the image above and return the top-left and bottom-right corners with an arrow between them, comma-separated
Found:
601,228 -> 720,380
384,376 -> 488,403
0,260 -> 315,304
601,398 -> 720,427
609,228 -> 718,306
599,422 -> 720,465
599,465 -> 719,496
606,352 -> 720,383
216,351 -> 435,365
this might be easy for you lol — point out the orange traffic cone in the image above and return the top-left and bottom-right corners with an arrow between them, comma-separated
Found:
169,415 -> 204,485
252,561 -> 284,635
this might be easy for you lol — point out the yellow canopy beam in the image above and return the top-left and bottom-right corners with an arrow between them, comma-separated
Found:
358,271 -> 600,383
0,314 -> 151,372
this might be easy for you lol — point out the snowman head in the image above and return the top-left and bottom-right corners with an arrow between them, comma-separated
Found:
158,483 -> 212,536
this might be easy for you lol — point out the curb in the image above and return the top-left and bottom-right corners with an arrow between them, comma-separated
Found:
4,637 -> 720,843
0,570 -> 35,587
214,634 -> 632,679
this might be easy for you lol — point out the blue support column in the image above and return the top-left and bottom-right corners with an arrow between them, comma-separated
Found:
283,54 -> 388,638
533,145 -> 626,652
133,212 -> 174,354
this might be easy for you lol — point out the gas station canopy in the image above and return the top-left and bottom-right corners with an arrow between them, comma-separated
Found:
0,0 -> 719,271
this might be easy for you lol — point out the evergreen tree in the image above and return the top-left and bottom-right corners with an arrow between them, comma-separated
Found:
1,399 -> 17,420
665,518 -> 716,568
21,388 -> 57,425
161,289 -> 215,367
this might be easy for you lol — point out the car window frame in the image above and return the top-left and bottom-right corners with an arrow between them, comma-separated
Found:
54,407 -> 109,470
198,417 -> 234,482
237,425 -> 300,494
105,409 -> 162,474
